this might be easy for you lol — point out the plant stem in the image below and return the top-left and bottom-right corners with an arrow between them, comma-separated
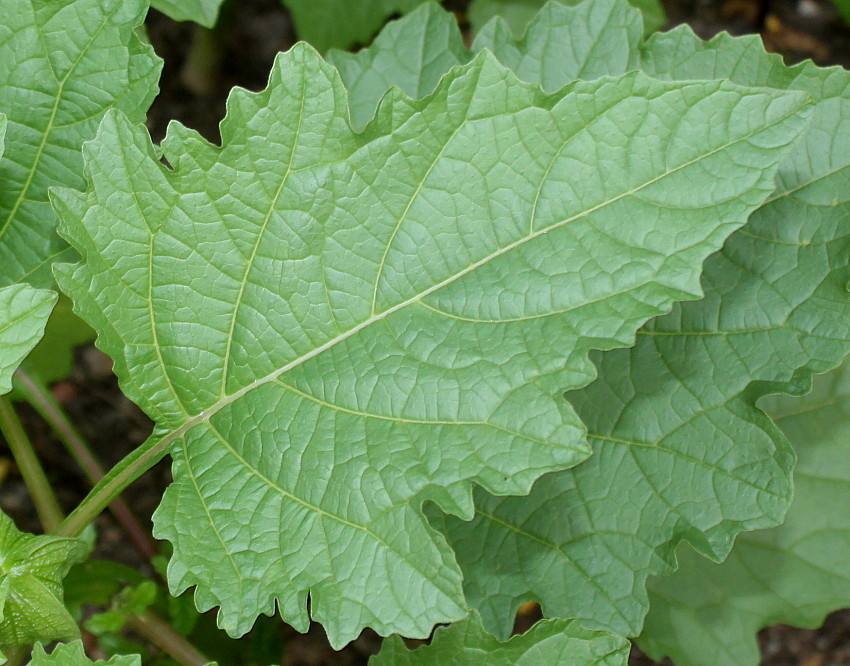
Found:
3,646 -> 27,666
0,386 -> 207,666
127,611 -> 209,666
0,397 -> 63,532
15,369 -> 156,559
55,433 -> 168,538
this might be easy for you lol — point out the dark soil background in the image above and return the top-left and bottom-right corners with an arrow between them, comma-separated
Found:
2,1 -> 849,664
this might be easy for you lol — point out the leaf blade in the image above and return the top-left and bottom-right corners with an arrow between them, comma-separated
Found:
54,45 -> 811,645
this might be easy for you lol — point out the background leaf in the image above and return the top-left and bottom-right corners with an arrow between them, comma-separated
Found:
0,284 -> 56,395
0,112 -> 56,392
639,359 -> 850,666
436,22 -> 850,640
29,640 -> 140,666
150,0 -> 225,27
328,0 -> 645,130
372,612 -> 629,665
467,0 -> 664,36
52,42 -> 808,645
0,0 -> 160,289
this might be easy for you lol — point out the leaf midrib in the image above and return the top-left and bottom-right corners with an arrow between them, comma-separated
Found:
151,99 -> 804,455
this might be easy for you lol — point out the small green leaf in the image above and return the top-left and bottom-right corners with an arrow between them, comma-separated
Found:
150,0 -> 225,27
372,612 -> 629,665
29,641 -> 140,666
54,42 -> 809,645
639,360 -> 850,666
283,0 -> 427,51
0,511 -> 87,648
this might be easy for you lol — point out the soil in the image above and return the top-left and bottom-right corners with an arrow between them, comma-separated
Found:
2,0 -> 849,664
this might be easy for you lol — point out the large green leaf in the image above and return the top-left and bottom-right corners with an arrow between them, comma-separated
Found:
53,43 -> 809,645
0,0 -> 160,289
29,640 -> 140,666
467,0 -> 664,36
639,360 -> 850,666
283,0 -> 427,52
328,0 -> 645,130
372,612 -> 629,665
0,511 -> 87,649
150,0 -> 225,27
437,26 -> 850,638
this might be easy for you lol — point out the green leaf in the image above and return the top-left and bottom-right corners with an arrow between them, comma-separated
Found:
29,641 -> 140,666
372,612 -> 629,665
467,0 -> 664,37
438,27 -> 850,638
639,360 -> 850,666
53,43 -> 809,645
328,0 -> 646,130
0,285 -> 56,396
283,0 -> 427,51
0,0 -> 160,289
0,510 -> 87,648
326,3 -> 471,131
150,0 -> 225,27
0,115 -> 57,395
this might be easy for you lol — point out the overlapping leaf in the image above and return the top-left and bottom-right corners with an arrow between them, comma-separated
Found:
0,511 -> 87,650
436,26 -> 850,638
328,0 -> 644,130
639,361 -> 850,666
373,612 -> 629,665
0,115 -> 56,394
53,39 -> 809,645
29,641 -> 140,666
467,0 -> 664,36
0,284 -> 56,395
150,0 -> 225,27
0,0 -> 160,289
283,0 -> 426,51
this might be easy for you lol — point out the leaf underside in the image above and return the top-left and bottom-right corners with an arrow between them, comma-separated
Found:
282,0 -> 427,51
332,0 -> 850,638
0,0 -> 160,289
53,38 -> 809,645
639,360 -> 850,666
439,23 -> 850,639
373,611 -> 630,665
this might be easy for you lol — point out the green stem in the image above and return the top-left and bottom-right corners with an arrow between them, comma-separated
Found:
127,611 -> 209,666
3,646 -> 28,666
15,370 -> 157,559
0,397 -> 63,532
55,433 -> 168,538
